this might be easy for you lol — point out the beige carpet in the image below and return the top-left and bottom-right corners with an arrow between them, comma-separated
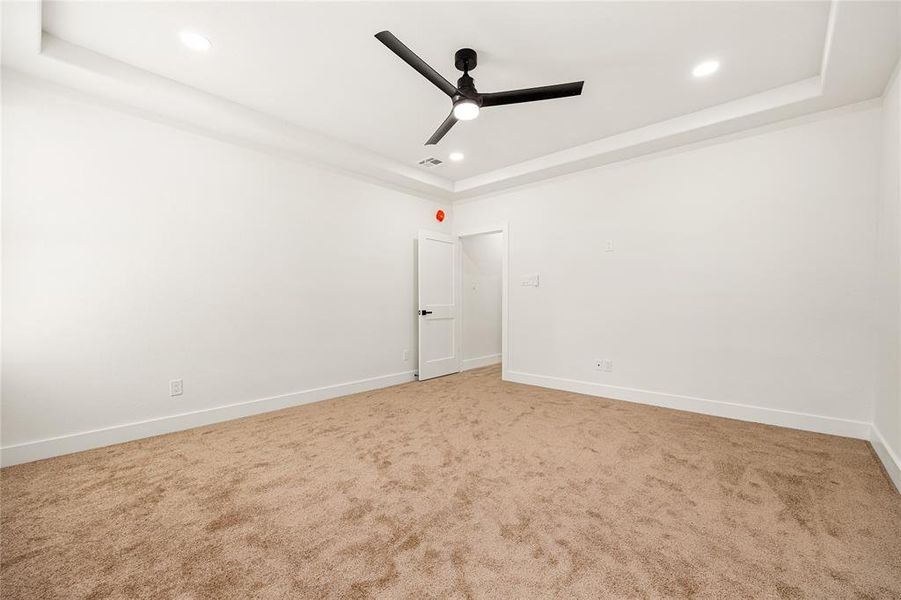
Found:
2,366 -> 900,599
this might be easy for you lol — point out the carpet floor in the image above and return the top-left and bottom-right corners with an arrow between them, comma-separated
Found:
2,366 -> 900,599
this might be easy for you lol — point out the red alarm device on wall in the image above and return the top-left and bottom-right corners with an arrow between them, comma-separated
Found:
435,209 -> 445,222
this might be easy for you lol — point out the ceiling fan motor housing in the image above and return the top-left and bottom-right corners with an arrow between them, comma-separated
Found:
455,73 -> 480,104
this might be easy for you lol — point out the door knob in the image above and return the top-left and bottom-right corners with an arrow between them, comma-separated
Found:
419,309 -> 433,316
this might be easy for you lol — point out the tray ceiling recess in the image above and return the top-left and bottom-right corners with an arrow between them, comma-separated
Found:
2,1 -> 899,199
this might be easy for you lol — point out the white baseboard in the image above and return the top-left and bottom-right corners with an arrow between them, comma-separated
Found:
870,425 -> 901,493
7,366 -> 894,493
506,370 -> 872,440
462,353 -> 502,371
0,370 -> 415,468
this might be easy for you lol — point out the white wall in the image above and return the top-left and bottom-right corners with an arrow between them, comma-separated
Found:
0,76 -> 451,465
3,70 -> 897,482
874,61 -> 901,489
461,232 -> 503,369
455,104 -> 882,439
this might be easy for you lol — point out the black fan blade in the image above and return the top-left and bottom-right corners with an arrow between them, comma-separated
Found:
375,31 -> 458,98
480,81 -> 584,107
426,112 -> 457,145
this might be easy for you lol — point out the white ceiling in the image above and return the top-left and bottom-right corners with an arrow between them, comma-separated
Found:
42,1 -> 831,180
3,1 -> 900,197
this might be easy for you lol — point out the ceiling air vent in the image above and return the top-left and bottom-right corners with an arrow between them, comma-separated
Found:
418,157 -> 443,168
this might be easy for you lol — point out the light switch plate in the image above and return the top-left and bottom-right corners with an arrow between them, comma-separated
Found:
520,273 -> 540,287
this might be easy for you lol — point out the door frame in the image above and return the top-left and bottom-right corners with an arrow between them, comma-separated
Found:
457,223 -> 509,380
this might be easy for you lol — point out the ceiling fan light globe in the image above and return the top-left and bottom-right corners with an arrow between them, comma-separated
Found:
453,100 -> 480,121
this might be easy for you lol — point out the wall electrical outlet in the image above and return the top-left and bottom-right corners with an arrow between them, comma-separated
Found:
605,240 -> 615,253
402,349 -> 409,362
169,379 -> 183,397
595,359 -> 613,372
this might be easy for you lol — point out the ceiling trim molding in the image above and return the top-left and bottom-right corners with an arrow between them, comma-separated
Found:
452,97 -> 881,204
42,34 -> 455,199
883,55 -> 901,99
818,0 -> 840,90
1,68 -> 454,205
2,0 -> 897,201
452,76 -> 824,198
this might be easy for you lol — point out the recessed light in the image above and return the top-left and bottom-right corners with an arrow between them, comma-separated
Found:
449,152 -> 465,162
180,31 -> 211,52
692,60 -> 719,78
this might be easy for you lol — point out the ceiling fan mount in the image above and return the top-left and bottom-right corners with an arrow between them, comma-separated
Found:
375,31 -> 584,145
454,48 -> 478,73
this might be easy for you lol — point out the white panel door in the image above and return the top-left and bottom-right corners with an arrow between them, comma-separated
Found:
418,230 -> 461,380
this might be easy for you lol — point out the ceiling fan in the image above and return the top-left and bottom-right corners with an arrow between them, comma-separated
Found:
375,31 -> 585,145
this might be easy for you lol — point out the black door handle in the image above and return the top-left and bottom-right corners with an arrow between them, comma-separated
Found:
419,310 -> 433,316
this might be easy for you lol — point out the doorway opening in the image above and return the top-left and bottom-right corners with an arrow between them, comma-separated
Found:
416,226 -> 508,381
459,227 -> 508,378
